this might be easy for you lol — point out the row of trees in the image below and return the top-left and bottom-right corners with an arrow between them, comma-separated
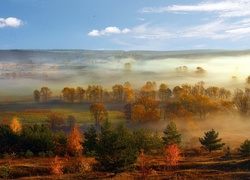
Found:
2,117 -> 250,172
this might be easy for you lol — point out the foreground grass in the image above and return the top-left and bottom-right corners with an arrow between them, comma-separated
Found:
1,152 -> 250,179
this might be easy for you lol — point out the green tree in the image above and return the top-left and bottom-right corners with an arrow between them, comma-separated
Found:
19,124 -> 55,155
162,121 -> 181,147
238,139 -> 250,157
0,124 -> 19,154
83,125 -> 98,156
133,128 -> 163,154
54,131 -> 68,156
96,121 -> 138,172
199,129 -> 225,153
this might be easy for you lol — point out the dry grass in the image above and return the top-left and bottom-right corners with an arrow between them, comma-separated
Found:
1,151 -> 250,179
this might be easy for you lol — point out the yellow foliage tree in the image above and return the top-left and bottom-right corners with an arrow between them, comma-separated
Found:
67,124 -> 83,156
10,117 -> 22,133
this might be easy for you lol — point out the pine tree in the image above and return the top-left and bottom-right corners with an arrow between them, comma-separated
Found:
83,125 -> 98,156
162,121 -> 181,147
199,129 -> 225,153
96,121 -> 138,172
239,139 -> 250,157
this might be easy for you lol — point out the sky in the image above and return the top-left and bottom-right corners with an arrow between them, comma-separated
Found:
1,0 -> 250,50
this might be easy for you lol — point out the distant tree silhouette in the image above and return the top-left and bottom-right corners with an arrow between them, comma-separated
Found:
40,87 -> 52,102
33,89 -> 40,102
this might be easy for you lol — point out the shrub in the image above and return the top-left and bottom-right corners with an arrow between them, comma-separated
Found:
0,163 -> 11,179
25,150 -> 34,158
38,152 -> 46,158
163,144 -> 181,167
50,156 -> 64,176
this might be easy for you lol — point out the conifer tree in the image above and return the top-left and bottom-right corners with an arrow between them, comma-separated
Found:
199,129 -> 225,153
83,125 -> 98,156
162,121 -> 181,147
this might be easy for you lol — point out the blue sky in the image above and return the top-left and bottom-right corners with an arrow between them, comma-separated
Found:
1,0 -> 250,50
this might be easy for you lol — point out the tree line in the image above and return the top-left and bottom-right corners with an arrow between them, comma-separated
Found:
34,76 -> 250,124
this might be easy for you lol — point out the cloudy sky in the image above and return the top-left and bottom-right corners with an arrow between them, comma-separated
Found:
1,0 -> 250,50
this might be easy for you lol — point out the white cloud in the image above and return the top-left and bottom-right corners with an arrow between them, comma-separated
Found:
0,17 -> 23,28
139,0 -> 250,17
88,30 -> 100,36
88,26 -> 131,36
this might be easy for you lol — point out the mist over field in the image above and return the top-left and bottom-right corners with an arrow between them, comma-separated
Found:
0,49 -> 250,97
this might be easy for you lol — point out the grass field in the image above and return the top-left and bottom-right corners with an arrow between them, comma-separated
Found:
0,101 -> 126,126
1,151 -> 250,179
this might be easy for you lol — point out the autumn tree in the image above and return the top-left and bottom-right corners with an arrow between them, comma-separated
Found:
131,96 -> 160,122
40,86 -> 52,102
199,129 -> 225,153
33,89 -> 40,102
112,84 -> 124,101
205,86 -> 219,100
67,124 -> 83,156
162,121 -> 181,147
62,87 -> 76,103
131,104 -> 146,122
46,113 -> 64,132
158,83 -> 172,101
193,94 -> 217,120
76,86 -> 85,102
140,81 -> 157,99
218,87 -> 231,99
124,87 -> 134,102
10,117 -> 22,134
172,86 -> 183,99
233,88 -> 249,115
163,144 -> 181,167
89,103 -> 108,125
86,85 -> 103,102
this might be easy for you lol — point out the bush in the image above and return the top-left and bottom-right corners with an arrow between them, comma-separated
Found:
50,156 -> 64,176
239,139 -> 250,157
0,163 -> 11,179
25,150 -> 34,158
38,152 -> 46,158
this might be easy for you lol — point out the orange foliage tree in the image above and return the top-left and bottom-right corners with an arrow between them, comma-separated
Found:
10,117 -> 22,134
67,124 -> 83,156
163,144 -> 181,167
